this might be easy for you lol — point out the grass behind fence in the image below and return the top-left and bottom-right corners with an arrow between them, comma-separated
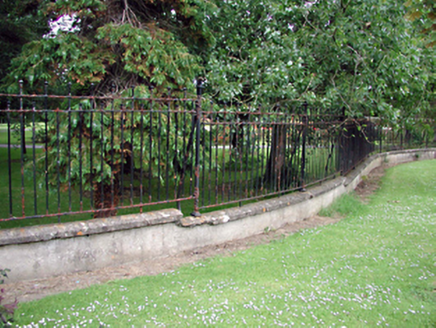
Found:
12,160 -> 436,327
0,141 -> 339,228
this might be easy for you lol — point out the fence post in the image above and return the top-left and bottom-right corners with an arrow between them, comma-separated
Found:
300,102 -> 307,192
400,123 -> 403,149
379,124 -> 382,153
7,100 -> 12,217
191,79 -> 203,217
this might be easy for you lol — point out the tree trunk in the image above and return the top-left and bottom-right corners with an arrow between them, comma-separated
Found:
93,178 -> 120,218
264,124 -> 287,189
230,121 -> 244,151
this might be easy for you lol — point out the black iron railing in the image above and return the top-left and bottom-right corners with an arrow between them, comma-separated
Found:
0,82 -> 430,225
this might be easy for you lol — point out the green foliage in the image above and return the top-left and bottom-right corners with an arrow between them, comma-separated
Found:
204,0 -> 434,124
0,0 -> 49,82
5,0 -> 216,93
405,0 -> 436,47
0,269 -> 17,327
37,93 -> 197,192
205,0 -> 310,106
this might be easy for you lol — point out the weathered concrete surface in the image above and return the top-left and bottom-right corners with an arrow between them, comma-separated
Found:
1,148 -> 435,282
0,209 -> 181,246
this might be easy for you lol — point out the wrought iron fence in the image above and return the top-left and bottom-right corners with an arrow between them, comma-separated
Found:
0,82 -> 429,225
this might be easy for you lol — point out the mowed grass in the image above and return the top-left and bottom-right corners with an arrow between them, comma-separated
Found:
11,160 -> 436,327
0,123 -> 44,145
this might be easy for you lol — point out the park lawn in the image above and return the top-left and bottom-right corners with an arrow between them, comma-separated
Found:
0,123 -> 44,145
11,160 -> 436,327
0,147 -> 93,228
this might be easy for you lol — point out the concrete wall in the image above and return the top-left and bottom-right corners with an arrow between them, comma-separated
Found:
1,149 -> 435,282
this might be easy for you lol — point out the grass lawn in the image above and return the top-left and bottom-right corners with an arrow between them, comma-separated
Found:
10,160 -> 436,326
0,123 -> 44,145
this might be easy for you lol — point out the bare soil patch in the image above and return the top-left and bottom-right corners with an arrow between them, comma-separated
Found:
2,167 -> 385,304
354,165 -> 386,202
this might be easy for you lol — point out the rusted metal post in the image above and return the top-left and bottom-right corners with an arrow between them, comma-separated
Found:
300,102 -> 308,192
191,79 -> 203,217
19,80 -> 26,217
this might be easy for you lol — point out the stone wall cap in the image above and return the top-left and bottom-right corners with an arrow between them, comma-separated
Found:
0,208 -> 182,246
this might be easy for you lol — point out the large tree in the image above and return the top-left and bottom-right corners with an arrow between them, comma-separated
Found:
205,0 -> 434,116
5,0 -> 216,93
0,0 -> 49,80
4,0 -> 216,217
203,0 -> 434,188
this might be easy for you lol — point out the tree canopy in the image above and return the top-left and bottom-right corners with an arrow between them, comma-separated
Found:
405,0 -> 436,48
2,0 -> 435,117
204,0 -> 434,121
4,0 -> 216,94
0,0 -> 49,83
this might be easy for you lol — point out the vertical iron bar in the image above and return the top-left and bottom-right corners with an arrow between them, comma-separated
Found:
67,83 -> 72,212
89,84 -> 94,211
148,87 -> 154,203
214,109 -> 219,205
139,103 -> 145,211
229,112 -> 235,202
56,89 -> 61,222
379,124 -> 382,153
250,112 -> 256,197
191,80 -> 202,217
283,113 -> 288,189
273,113 -> 279,192
293,114 -> 299,189
189,98 -> 195,198
244,112 -> 250,200
100,102 -> 105,214
7,101 -> 13,217
19,81 -> 26,155
44,81 -> 49,215
19,80 -> 25,217
259,112 -> 266,196
174,102 -> 180,207
400,124 -> 403,149
178,88 -> 188,208
165,87 -> 171,201
221,109 -> 227,203
286,114 -> 292,189
157,97 -> 162,202
110,95 -> 115,210
78,104 -> 83,211
289,115 -> 295,189
300,103 -> 308,191
130,86 -> 135,206
264,114 -> 271,194
120,98 -> 125,206
208,101 -> 213,206
201,101 -> 206,208
32,102 -> 37,215
235,110 -> 240,204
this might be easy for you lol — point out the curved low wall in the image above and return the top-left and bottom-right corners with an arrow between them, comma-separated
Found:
1,148 -> 435,283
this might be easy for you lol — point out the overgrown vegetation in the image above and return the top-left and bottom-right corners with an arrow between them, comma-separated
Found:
0,269 -> 17,327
